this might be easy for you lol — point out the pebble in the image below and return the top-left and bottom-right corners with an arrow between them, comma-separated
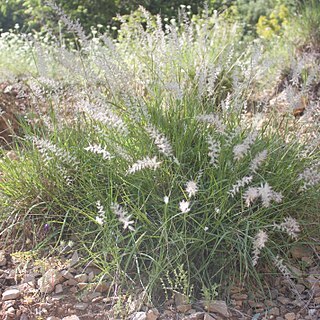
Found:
174,292 -> 189,306
0,251 -> 7,266
6,306 -> 15,316
177,304 -> 192,313
69,251 -> 79,267
204,300 -> 230,317
55,284 -> 64,294
2,288 -> 21,300
269,307 -> 280,316
94,281 -> 109,292
74,302 -> 88,311
74,274 -> 87,283
183,312 -> 205,320
277,296 -> 291,305
146,308 -> 160,320
132,311 -> 147,320
62,316 -> 80,320
61,270 -> 74,280
231,293 -> 248,300
290,245 -> 313,259
284,312 -> 296,320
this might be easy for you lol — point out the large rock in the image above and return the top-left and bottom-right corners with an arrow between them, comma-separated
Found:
38,269 -> 64,293
2,288 -> 21,301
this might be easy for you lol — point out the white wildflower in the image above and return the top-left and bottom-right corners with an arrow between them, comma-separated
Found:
258,182 -> 283,208
252,230 -> 268,266
273,255 -> 293,279
30,136 -> 78,165
207,136 -> 220,167
233,131 -> 258,161
179,200 -> 190,213
84,143 -> 113,160
185,180 -> 198,198
228,176 -> 253,197
233,143 -> 250,161
298,167 -> 320,191
146,126 -> 178,163
111,202 -> 135,231
126,156 -> 162,175
204,226 -> 209,231
197,114 -> 226,133
243,187 -> 260,207
163,196 -> 169,204
275,217 -> 300,240
250,150 -> 268,172
118,215 -> 135,231
95,200 -> 105,225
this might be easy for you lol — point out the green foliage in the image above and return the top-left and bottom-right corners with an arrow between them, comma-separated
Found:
256,4 -> 289,39
292,0 -> 320,50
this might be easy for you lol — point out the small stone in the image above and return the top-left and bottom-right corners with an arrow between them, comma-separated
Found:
87,271 -> 95,282
62,316 -> 80,320
94,281 -> 109,293
290,245 -> 313,259
248,300 -> 265,309
146,308 -> 160,320
85,292 -> 101,301
204,314 -> 215,320
277,296 -> 291,305
0,251 -> 7,266
55,284 -> 64,294
301,256 -> 313,265
284,313 -> 295,320
61,270 -> 74,280
51,295 -> 65,301
306,276 -> 320,295
74,303 -> 88,311
3,300 -> 15,310
69,251 -> 79,267
269,307 -> 280,316
177,304 -> 192,313
65,279 -> 78,286
46,317 -> 61,320
2,288 -> 21,300
69,286 -> 78,293
74,274 -> 87,283
77,282 -> 88,290
6,306 -> 15,316
174,292 -> 189,306
6,151 -> 19,161
295,284 -> 305,294
231,293 -> 248,300
313,296 -> 320,304
182,313 -> 204,320
132,311 -> 146,320
204,300 -> 230,317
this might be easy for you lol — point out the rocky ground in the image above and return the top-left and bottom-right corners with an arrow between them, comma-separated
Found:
0,242 -> 319,320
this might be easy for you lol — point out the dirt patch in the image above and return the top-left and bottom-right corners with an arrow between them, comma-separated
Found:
0,243 -> 319,320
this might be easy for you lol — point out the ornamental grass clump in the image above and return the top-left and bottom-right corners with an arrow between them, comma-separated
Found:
0,4 -> 319,301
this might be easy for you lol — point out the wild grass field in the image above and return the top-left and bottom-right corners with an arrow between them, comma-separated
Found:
0,0 -> 319,310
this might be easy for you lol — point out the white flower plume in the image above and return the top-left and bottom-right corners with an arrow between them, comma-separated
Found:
126,156 -> 162,175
